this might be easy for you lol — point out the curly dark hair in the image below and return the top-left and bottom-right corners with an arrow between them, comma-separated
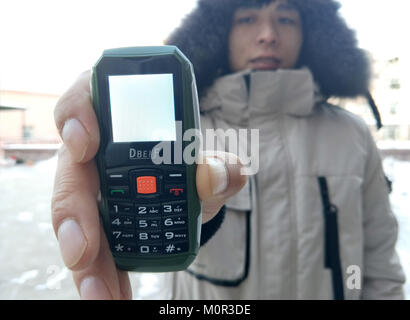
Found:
166,0 -> 371,100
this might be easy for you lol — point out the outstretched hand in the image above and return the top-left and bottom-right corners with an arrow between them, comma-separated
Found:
51,71 -> 248,299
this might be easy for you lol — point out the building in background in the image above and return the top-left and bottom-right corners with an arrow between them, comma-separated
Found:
371,57 -> 410,142
0,105 -> 26,141
330,53 -> 410,161
0,90 -> 61,163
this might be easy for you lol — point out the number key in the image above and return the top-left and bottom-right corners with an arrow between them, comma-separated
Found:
110,216 -> 134,229
136,231 -> 162,242
136,204 -> 160,215
111,230 -> 135,240
163,216 -> 187,228
162,201 -> 187,215
109,202 -> 133,214
136,243 -> 162,255
164,229 -> 188,240
136,218 -> 161,230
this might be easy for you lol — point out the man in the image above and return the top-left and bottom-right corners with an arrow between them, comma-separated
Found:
52,0 -> 405,299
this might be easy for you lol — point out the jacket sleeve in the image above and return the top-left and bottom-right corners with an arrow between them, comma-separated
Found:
200,206 -> 226,247
361,128 -> 406,299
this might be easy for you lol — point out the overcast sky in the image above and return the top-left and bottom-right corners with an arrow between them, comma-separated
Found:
0,0 -> 409,95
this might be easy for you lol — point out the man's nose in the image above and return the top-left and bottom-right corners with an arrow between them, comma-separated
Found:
256,23 -> 278,46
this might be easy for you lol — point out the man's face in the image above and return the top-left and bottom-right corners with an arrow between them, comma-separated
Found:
229,0 -> 303,72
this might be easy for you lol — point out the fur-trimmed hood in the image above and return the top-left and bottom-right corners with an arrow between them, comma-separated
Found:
166,0 -> 371,101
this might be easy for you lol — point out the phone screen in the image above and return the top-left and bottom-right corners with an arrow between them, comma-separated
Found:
108,74 -> 177,143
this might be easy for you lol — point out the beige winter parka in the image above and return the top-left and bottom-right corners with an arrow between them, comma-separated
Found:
166,68 -> 405,299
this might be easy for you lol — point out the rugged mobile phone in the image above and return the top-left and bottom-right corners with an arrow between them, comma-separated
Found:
91,46 -> 202,272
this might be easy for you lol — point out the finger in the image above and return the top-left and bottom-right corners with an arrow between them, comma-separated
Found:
197,152 -> 248,223
51,145 -> 101,271
117,270 -> 133,300
72,225 -> 131,300
54,70 -> 100,163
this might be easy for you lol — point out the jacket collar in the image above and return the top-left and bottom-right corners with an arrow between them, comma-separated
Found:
200,68 -> 324,126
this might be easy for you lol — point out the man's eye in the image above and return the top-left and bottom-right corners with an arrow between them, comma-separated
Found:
278,17 -> 296,25
236,16 -> 256,24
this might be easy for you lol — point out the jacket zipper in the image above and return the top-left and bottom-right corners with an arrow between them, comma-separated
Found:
278,115 -> 298,298
318,177 -> 345,300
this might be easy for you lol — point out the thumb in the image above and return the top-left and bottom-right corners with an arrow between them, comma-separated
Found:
54,71 -> 100,164
197,152 -> 248,224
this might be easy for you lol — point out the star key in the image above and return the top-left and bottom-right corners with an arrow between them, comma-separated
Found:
113,243 -> 135,253
115,244 -> 124,252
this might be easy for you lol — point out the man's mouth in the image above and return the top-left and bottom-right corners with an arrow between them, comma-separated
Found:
249,57 -> 281,70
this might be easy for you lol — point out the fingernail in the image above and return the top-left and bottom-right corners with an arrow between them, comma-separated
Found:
206,157 -> 229,195
80,276 -> 112,300
61,118 -> 89,162
57,219 -> 87,269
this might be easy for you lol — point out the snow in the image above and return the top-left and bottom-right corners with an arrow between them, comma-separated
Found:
0,156 -> 409,299
378,140 -> 410,150
3,144 -> 61,151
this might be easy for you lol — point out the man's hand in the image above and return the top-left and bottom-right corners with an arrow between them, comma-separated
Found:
51,71 -> 247,300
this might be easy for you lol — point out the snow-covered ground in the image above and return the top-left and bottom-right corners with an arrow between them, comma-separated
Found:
0,156 -> 408,299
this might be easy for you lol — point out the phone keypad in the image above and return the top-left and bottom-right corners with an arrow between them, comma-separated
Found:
106,167 -> 190,256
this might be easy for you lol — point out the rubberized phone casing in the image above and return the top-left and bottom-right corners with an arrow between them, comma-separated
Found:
91,46 -> 201,272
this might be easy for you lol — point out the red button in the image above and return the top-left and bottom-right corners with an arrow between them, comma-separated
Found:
136,176 -> 157,194
166,185 -> 185,197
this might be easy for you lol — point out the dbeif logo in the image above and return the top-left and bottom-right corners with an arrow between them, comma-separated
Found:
129,148 -> 152,160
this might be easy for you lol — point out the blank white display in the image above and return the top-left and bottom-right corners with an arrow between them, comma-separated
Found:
108,74 -> 176,142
